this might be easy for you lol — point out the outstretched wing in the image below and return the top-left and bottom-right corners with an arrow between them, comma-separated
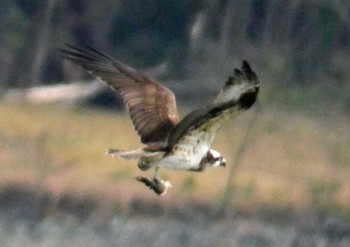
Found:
168,61 -> 259,148
60,44 -> 179,145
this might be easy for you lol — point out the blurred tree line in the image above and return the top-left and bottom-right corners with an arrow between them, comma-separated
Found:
0,0 -> 349,96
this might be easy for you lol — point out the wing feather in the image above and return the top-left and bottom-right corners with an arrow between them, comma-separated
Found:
60,44 -> 179,144
168,61 -> 259,148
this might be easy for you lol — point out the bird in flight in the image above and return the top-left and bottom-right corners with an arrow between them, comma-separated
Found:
60,44 -> 260,195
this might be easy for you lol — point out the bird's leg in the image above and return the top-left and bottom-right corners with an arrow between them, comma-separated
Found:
154,166 -> 160,179
137,152 -> 163,171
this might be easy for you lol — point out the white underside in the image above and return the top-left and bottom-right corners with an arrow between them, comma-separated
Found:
153,131 -> 215,170
107,130 -> 221,171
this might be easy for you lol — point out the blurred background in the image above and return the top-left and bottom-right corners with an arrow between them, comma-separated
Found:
0,0 -> 350,246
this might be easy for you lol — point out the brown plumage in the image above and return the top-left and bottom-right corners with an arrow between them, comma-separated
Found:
60,44 -> 260,195
61,44 -> 179,144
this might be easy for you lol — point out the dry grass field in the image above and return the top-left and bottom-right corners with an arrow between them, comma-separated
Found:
1,101 -> 349,218
1,101 -> 350,246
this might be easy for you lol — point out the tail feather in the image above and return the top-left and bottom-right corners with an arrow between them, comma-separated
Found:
106,148 -> 146,160
106,148 -> 164,160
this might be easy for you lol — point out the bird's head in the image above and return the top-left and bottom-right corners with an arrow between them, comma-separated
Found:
207,149 -> 226,168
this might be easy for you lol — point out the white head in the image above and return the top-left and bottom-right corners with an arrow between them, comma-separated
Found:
207,149 -> 226,168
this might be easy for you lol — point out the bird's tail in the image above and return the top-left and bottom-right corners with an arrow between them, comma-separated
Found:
106,148 -> 146,160
106,148 -> 163,160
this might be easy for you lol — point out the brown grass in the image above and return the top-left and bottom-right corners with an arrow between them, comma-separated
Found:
0,102 -> 349,216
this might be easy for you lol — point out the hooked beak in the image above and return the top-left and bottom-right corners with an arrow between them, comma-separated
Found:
221,158 -> 226,167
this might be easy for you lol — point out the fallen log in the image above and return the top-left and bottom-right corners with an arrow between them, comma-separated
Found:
2,80 -> 112,107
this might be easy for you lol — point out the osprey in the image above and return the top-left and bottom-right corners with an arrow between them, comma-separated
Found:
61,44 -> 260,195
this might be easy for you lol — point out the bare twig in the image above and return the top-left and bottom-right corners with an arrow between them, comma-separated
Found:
219,102 -> 262,215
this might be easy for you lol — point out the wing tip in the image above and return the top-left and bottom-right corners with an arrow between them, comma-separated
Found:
241,60 -> 258,83
242,60 -> 252,72
225,60 -> 259,87
59,43 -> 112,63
